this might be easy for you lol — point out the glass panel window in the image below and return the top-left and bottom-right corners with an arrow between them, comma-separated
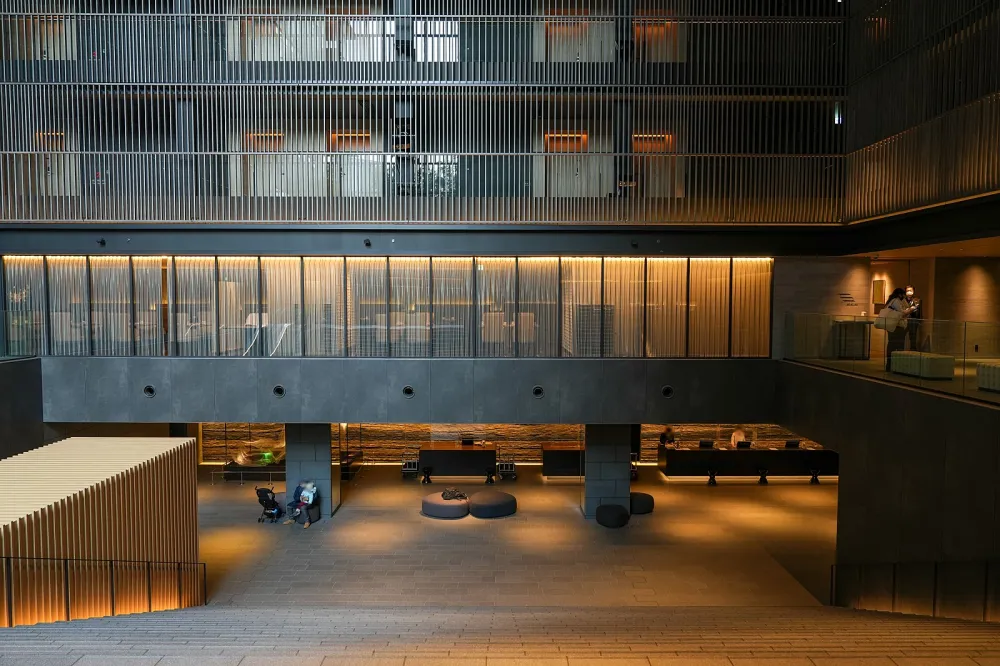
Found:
3,256 -> 46,356
689,258 -> 731,358
476,258 -> 516,358
218,257 -> 260,357
731,258 -> 773,358
171,257 -> 217,357
389,257 -> 430,358
47,256 -> 89,356
415,20 -> 458,62
303,257 -> 345,357
518,257 -> 559,357
433,257 -> 473,357
561,257 -> 602,357
261,257 -> 302,357
645,258 -> 687,357
347,257 -> 388,357
603,257 -> 644,357
89,256 -> 132,357
133,257 -> 166,357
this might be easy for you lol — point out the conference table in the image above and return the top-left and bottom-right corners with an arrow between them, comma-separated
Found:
418,442 -> 497,483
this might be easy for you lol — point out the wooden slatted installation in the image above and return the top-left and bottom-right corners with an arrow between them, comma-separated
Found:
0,437 -> 201,627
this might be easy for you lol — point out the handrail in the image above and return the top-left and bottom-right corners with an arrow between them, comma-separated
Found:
2,554 -> 207,628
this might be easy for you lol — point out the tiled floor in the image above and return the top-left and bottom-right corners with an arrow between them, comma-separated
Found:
9,465 -> 1000,662
202,465 -> 835,607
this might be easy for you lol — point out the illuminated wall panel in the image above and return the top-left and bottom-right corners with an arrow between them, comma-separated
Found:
0,437 -> 201,627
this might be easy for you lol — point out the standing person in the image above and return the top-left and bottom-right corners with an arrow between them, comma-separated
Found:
904,285 -> 922,351
883,287 -> 916,371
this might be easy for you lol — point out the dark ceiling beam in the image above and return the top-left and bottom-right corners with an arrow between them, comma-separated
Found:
1,195 -> 997,257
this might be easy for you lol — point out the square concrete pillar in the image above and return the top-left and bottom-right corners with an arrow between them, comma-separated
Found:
583,424 -> 633,518
284,423 -> 334,517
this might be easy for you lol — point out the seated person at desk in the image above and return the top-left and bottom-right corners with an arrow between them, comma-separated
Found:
729,426 -> 747,448
283,480 -> 317,529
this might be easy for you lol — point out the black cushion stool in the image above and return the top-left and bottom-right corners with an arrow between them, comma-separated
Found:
469,490 -> 517,518
630,492 -> 654,515
595,504 -> 630,528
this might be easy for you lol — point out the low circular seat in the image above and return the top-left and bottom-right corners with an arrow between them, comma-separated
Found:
595,504 -> 630,528
422,493 -> 470,519
469,490 -> 517,519
630,492 -> 654,515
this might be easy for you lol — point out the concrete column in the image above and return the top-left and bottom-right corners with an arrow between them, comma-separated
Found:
583,424 -> 633,518
285,423 -> 333,517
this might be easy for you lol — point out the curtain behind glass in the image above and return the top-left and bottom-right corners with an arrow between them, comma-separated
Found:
389,257 -> 430,357
47,256 -> 89,356
689,258 -> 731,357
218,257 -> 260,357
476,257 -> 515,358
347,257 -> 388,357
433,257 -> 473,357
561,257 -> 602,357
171,257 -> 217,357
603,257 -> 644,357
303,257 -> 345,357
645,258 -> 687,357
90,256 -> 132,356
3,256 -> 46,356
732,258 -> 773,358
261,257 -> 302,357
133,257 -> 165,357
518,257 -> 559,357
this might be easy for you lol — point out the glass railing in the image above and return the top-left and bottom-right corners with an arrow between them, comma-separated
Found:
784,312 -> 1000,406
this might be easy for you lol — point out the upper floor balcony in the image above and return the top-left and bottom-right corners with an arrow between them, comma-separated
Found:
0,10 -> 846,87
784,311 -> 1000,407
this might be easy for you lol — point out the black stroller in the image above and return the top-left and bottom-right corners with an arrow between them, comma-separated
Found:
255,486 -> 282,523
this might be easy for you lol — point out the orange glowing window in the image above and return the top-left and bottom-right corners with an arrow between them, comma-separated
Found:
544,132 -> 588,154
246,132 -> 285,152
632,133 -> 674,154
329,131 -> 372,152
35,131 -> 66,151
545,7 -> 590,34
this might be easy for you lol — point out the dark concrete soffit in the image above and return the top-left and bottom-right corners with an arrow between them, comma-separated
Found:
1,196 -> 997,257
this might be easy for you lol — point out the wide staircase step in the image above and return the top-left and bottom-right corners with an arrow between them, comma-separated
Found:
3,605 -> 1000,662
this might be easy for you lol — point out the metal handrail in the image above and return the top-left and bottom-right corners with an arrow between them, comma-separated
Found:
2,554 -> 207,628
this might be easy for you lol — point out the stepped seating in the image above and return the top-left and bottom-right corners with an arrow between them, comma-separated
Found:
890,350 -> 955,379
978,361 -> 1000,392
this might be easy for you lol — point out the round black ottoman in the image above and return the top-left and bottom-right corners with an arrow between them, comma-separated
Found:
630,492 -> 654,515
422,493 -> 470,519
595,504 -> 630,528
469,490 -> 517,519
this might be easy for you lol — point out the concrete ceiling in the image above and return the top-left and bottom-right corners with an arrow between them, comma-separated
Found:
852,236 -> 1000,259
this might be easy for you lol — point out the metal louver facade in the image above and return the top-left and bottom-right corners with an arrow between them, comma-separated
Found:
1,0 -> 848,226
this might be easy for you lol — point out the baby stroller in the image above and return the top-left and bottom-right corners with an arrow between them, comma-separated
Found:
255,486 -> 282,523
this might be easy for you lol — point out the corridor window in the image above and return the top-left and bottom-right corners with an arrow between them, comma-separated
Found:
416,20 -> 459,62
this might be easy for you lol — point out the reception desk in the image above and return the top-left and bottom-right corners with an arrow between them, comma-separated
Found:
419,442 -> 497,481
541,443 -> 585,477
657,444 -> 839,484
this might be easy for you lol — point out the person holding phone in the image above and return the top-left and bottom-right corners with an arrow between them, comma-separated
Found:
905,285 -> 922,351
884,287 -> 917,370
